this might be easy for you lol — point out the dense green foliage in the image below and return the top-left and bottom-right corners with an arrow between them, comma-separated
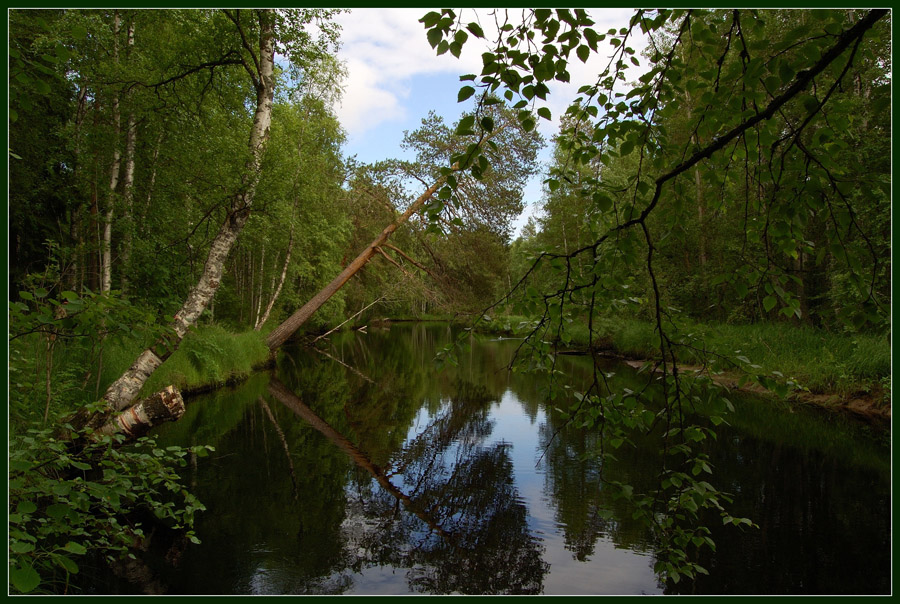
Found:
9,426 -> 212,594
480,314 -> 889,398
423,7 -> 890,584
8,6 -> 891,594
8,8 -> 542,594
7,8 -> 345,593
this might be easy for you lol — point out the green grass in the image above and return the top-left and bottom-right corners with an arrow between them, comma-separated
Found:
140,325 -> 270,396
479,314 -> 890,397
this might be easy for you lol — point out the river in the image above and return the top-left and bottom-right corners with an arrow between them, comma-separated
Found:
81,322 -> 891,595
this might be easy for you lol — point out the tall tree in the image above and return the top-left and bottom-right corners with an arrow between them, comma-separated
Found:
99,8 -> 342,412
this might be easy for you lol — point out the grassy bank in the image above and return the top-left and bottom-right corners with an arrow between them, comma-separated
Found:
87,324 -> 271,401
476,314 -> 890,400
138,325 -> 271,397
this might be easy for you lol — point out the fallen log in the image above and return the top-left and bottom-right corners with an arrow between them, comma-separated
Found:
92,386 -> 185,440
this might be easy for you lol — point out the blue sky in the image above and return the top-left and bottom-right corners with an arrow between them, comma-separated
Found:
330,8 -> 645,237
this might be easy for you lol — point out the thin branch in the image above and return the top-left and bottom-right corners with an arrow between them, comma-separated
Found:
223,9 -> 261,88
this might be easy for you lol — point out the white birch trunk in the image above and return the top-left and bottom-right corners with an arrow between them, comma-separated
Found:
101,11 -> 121,295
252,243 -> 265,327
255,227 -> 293,331
102,10 -> 277,412
139,131 -> 163,225
120,20 -> 137,294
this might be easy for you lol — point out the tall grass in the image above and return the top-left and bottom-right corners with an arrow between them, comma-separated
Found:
479,314 -> 890,396
140,325 -> 270,396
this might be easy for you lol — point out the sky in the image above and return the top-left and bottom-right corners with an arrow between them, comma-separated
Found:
329,8 -> 647,238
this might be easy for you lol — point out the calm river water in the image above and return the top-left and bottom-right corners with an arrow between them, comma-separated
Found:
84,323 -> 890,595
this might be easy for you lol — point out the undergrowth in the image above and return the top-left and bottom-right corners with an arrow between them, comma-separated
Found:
478,314 -> 889,398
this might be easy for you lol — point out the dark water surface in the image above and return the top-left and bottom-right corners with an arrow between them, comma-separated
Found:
87,323 -> 891,595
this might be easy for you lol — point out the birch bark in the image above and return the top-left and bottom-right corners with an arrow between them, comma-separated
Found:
101,10 -> 277,412
120,19 -> 137,294
101,11 -> 121,295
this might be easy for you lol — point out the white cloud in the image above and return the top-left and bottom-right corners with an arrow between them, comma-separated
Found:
333,8 -> 484,135
334,8 -> 647,140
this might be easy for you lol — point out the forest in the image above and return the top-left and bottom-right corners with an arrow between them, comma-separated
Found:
8,8 -> 891,595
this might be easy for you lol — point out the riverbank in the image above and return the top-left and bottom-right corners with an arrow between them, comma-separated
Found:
127,316 -> 888,423
134,325 -> 271,398
472,314 -> 891,422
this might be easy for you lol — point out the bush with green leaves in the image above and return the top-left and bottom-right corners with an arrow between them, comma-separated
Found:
9,270 -> 165,425
8,414 -> 213,594
9,275 -> 213,594
423,7 -> 889,585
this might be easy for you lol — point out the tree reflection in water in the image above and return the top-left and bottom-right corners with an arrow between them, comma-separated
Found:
269,377 -> 549,594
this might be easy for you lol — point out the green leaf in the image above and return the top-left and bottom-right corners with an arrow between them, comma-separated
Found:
457,86 -> 475,103
576,44 -> 590,63
55,555 -> 79,575
10,565 -> 41,593
64,541 -> 87,555
455,115 -> 475,135
426,27 -> 443,49
420,12 -> 440,27
537,106 -> 552,121
762,295 -> 777,313
594,192 -> 612,212
11,541 -> 35,554
46,503 -> 73,521
466,22 -> 485,38
17,501 -> 37,514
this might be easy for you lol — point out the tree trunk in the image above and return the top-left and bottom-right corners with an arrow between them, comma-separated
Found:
255,225 -> 294,330
102,11 -> 122,295
69,84 -> 89,293
100,9 -> 277,412
120,19 -> 137,294
139,131 -> 164,228
88,102 -> 102,293
265,173 -> 450,351
252,242 -> 265,327
94,385 -> 185,439
89,170 -> 100,292
267,378 -> 452,540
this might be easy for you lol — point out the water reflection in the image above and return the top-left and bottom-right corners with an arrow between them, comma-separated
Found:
269,376 -> 548,594
93,323 -> 889,595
